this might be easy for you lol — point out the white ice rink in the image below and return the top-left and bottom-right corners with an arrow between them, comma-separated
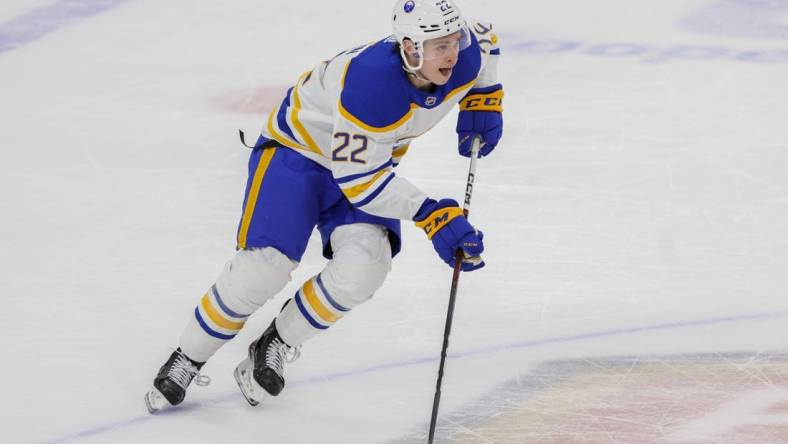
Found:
2,0 -> 788,442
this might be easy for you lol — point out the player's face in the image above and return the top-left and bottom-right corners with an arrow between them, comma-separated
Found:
420,31 -> 462,85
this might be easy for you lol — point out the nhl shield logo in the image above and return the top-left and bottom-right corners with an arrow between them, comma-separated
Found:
425,96 -> 437,106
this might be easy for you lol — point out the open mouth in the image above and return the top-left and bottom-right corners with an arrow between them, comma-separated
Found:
439,68 -> 452,77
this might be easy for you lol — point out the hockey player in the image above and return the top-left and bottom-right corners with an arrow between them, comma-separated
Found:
145,0 -> 503,413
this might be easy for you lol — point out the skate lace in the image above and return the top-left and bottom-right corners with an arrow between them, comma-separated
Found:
265,338 -> 301,378
168,352 -> 211,389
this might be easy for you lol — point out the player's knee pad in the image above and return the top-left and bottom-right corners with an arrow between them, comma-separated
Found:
215,247 -> 298,314
321,224 -> 392,308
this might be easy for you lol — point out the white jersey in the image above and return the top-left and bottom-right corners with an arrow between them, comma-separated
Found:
259,19 -> 501,221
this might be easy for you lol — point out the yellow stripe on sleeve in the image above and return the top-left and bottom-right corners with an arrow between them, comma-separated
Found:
267,98 -> 307,152
290,72 -> 325,156
303,279 -> 340,323
392,143 -> 410,158
341,169 -> 390,199
237,147 -> 277,249
338,102 -> 416,133
200,294 -> 246,331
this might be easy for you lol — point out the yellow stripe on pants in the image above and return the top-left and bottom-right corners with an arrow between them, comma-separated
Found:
237,147 -> 277,249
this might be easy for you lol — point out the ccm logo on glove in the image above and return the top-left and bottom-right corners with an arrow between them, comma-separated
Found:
459,89 -> 503,112
414,198 -> 485,271
415,206 -> 464,238
457,84 -> 504,158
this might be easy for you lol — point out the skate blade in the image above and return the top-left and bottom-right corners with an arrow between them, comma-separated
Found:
234,357 -> 269,407
144,387 -> 171,414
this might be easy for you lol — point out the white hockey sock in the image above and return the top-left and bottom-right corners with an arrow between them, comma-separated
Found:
179,247 -> 297,362
276,273 -> 350,346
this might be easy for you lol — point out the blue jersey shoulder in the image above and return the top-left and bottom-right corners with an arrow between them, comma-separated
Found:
339,33 -> 484,128
340,39 -> 412,132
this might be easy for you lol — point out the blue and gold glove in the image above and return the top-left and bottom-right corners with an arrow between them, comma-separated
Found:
414,198 -> 485,271
457,84 -> 504,158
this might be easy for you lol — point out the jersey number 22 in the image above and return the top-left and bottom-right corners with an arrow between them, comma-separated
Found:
333,133 -> 367,164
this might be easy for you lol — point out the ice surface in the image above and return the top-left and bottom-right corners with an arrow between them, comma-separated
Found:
1,0 -> 787,443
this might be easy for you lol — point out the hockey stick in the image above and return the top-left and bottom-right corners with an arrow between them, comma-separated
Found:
427,135 -> 483,444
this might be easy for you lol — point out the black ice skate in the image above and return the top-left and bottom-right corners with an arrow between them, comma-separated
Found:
234,320 -> 300,406
145,349 -> 210,413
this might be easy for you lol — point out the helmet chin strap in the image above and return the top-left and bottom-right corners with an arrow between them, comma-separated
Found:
403,66 -> 431,83
400,45 -> 431,83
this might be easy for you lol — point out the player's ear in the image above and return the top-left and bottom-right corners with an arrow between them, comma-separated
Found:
402,38 -> 417,56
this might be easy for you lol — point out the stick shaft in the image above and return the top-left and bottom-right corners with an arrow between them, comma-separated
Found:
427,136 -> 482,444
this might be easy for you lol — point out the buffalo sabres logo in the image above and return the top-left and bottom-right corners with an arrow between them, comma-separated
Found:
425,96 -> 437,106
